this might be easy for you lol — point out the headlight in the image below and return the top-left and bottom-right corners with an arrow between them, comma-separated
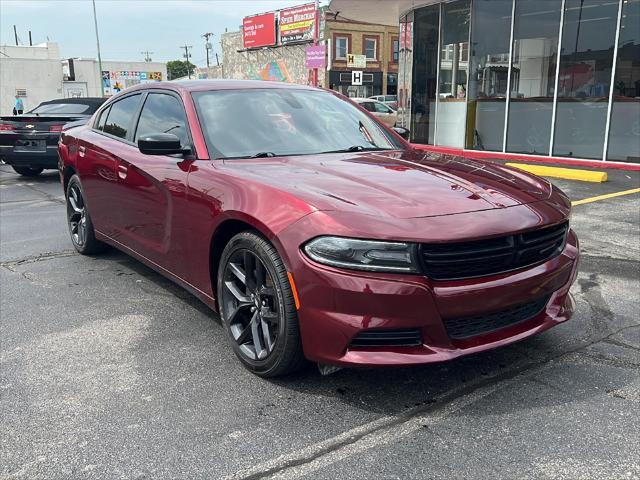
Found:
303,236 -> 418,273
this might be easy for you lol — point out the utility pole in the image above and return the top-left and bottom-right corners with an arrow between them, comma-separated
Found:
28,31 -> 33,46
181,44 -> 193,79
141,50 -> 153,62
202,32 -> 214,69
91,0 -> 105,97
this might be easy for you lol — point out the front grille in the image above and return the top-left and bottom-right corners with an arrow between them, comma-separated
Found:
444,295 -> 551,340
350,328 -> 422,348
420,222 -> 568,281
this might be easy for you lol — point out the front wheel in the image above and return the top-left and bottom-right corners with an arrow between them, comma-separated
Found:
12,166 -> 43,177
66,175 -> 107,255
217,231 -> 306,377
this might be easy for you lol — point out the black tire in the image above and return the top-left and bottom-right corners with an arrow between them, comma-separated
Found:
12,166 -> 43,177
66,174 -> 107,255
217,231 -> 306,377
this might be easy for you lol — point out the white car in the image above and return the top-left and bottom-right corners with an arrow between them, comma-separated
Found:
352,98 -> 398,128
369,95 -> 398,110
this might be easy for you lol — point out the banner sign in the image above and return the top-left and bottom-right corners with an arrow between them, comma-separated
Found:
279,3 -> 317,44
347,54 -> 366,68
243,12 -> 277,49
305,45 -> 326,69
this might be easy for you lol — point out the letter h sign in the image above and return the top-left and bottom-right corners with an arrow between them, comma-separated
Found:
351,70 -> 363,86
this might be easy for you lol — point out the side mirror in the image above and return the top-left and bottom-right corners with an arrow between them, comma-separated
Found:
392,126 -> 410,140
138,133 -> 190,156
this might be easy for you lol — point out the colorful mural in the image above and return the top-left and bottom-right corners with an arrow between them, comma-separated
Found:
246,60 -> 292,83
102,70 -> 163,96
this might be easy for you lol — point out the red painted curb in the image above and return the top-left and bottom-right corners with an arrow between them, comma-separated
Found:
411,144 -> 640,172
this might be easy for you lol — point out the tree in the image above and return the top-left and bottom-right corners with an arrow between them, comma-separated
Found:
167,60 -> 196,80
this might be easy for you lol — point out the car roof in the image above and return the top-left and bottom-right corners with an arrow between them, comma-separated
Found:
123,79 -> 319,94
37,97 -> 106,107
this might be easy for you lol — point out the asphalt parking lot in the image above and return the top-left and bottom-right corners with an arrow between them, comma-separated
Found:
1,163 -> 639,480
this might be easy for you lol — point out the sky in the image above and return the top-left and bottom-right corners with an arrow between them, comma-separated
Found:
1,0 -> 327,67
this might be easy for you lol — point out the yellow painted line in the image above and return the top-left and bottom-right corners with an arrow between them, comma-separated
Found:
572,188 -> 640,206
506,163 -> 608,183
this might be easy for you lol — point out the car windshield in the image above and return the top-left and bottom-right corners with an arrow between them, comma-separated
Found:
192,88 -> 403,159
30,103 -> 92,114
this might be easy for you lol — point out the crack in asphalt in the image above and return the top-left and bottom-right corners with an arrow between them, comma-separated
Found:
230,323 -> 640,480
20,183 -> 65,205
1,250 -> 77,271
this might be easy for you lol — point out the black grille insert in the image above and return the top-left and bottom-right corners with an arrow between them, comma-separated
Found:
420,222 -> 568,281
444,295 -> 551,340
350,329 -> 422,348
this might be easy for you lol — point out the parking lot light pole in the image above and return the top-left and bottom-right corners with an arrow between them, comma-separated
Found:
91,0 -> 105,97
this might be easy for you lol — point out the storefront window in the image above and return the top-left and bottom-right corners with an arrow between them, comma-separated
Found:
466,0 -> 512,151
553,0 -> 619,159
410,4 -> 440,144
506,0 -> 562,155
607,0 -> 640,163
435,0 -> 470,148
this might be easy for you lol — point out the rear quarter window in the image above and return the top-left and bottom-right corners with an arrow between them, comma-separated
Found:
95,106 -> 110,131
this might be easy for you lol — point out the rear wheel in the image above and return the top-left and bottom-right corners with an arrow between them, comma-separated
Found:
66,175 -> 107,255
12,166 -> 43,177
217,231 -> 305,377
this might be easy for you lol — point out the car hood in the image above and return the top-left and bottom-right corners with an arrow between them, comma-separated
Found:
219,150 -> 552,219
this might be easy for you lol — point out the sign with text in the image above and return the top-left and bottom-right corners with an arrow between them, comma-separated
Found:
351,70 -> 363,86
243,12 -> 277,49
347,54 -> 366,68
305,45 -> 326,69
279,3 -> 317,45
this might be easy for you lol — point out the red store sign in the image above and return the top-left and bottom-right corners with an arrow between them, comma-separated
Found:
243,12 -> 277,49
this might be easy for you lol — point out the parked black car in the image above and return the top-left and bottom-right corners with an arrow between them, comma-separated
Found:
0,97 -> 105,176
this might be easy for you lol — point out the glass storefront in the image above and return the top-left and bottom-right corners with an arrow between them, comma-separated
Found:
399,0 -> 640,163
607,0 -> 640,162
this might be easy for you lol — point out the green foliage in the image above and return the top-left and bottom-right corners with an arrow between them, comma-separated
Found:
167,60 -> 196,80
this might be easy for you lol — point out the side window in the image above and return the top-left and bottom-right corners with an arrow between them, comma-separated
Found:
135,93 -> 189,146
103,94 -> 142,140
374,102 -> 392,113
95,106 -> 110,131
362,102 -> 375,112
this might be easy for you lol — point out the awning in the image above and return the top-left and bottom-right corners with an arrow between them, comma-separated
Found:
328,0 -> 439,26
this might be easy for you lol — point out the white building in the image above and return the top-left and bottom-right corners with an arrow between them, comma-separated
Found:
0,42 -> 167,115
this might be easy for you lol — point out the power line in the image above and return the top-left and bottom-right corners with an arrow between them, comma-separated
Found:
141,50 -> 153,62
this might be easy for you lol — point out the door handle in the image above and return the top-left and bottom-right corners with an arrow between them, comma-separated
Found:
78,146 -> 85,158
117,164 -> 128,180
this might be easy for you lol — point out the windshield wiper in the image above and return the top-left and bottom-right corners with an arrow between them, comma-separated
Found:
251,152 -> 276,158
320,146 -> 391,154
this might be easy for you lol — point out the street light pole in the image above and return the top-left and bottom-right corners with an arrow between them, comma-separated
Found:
91,0 -> 104,97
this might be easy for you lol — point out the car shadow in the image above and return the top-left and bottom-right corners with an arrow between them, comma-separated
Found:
93,243 -> 627,420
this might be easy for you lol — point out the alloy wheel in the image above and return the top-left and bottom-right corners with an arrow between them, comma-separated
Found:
67,183 -> 87,247
221,249 -> 280,361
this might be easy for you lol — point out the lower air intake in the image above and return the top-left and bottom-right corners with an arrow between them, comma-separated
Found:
350,329 -> 422,348
445,295 -> 551,340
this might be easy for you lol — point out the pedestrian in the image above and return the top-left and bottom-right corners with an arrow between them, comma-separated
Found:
13,95 -> 24,115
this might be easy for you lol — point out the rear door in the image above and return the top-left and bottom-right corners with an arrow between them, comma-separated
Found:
78,94 -> 143,238
115,91 -> 193,276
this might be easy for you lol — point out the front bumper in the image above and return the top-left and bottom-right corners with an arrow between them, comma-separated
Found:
290,229 -> 579,367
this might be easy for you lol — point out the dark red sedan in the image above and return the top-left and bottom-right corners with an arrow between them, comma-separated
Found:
58,80 -> 579,377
